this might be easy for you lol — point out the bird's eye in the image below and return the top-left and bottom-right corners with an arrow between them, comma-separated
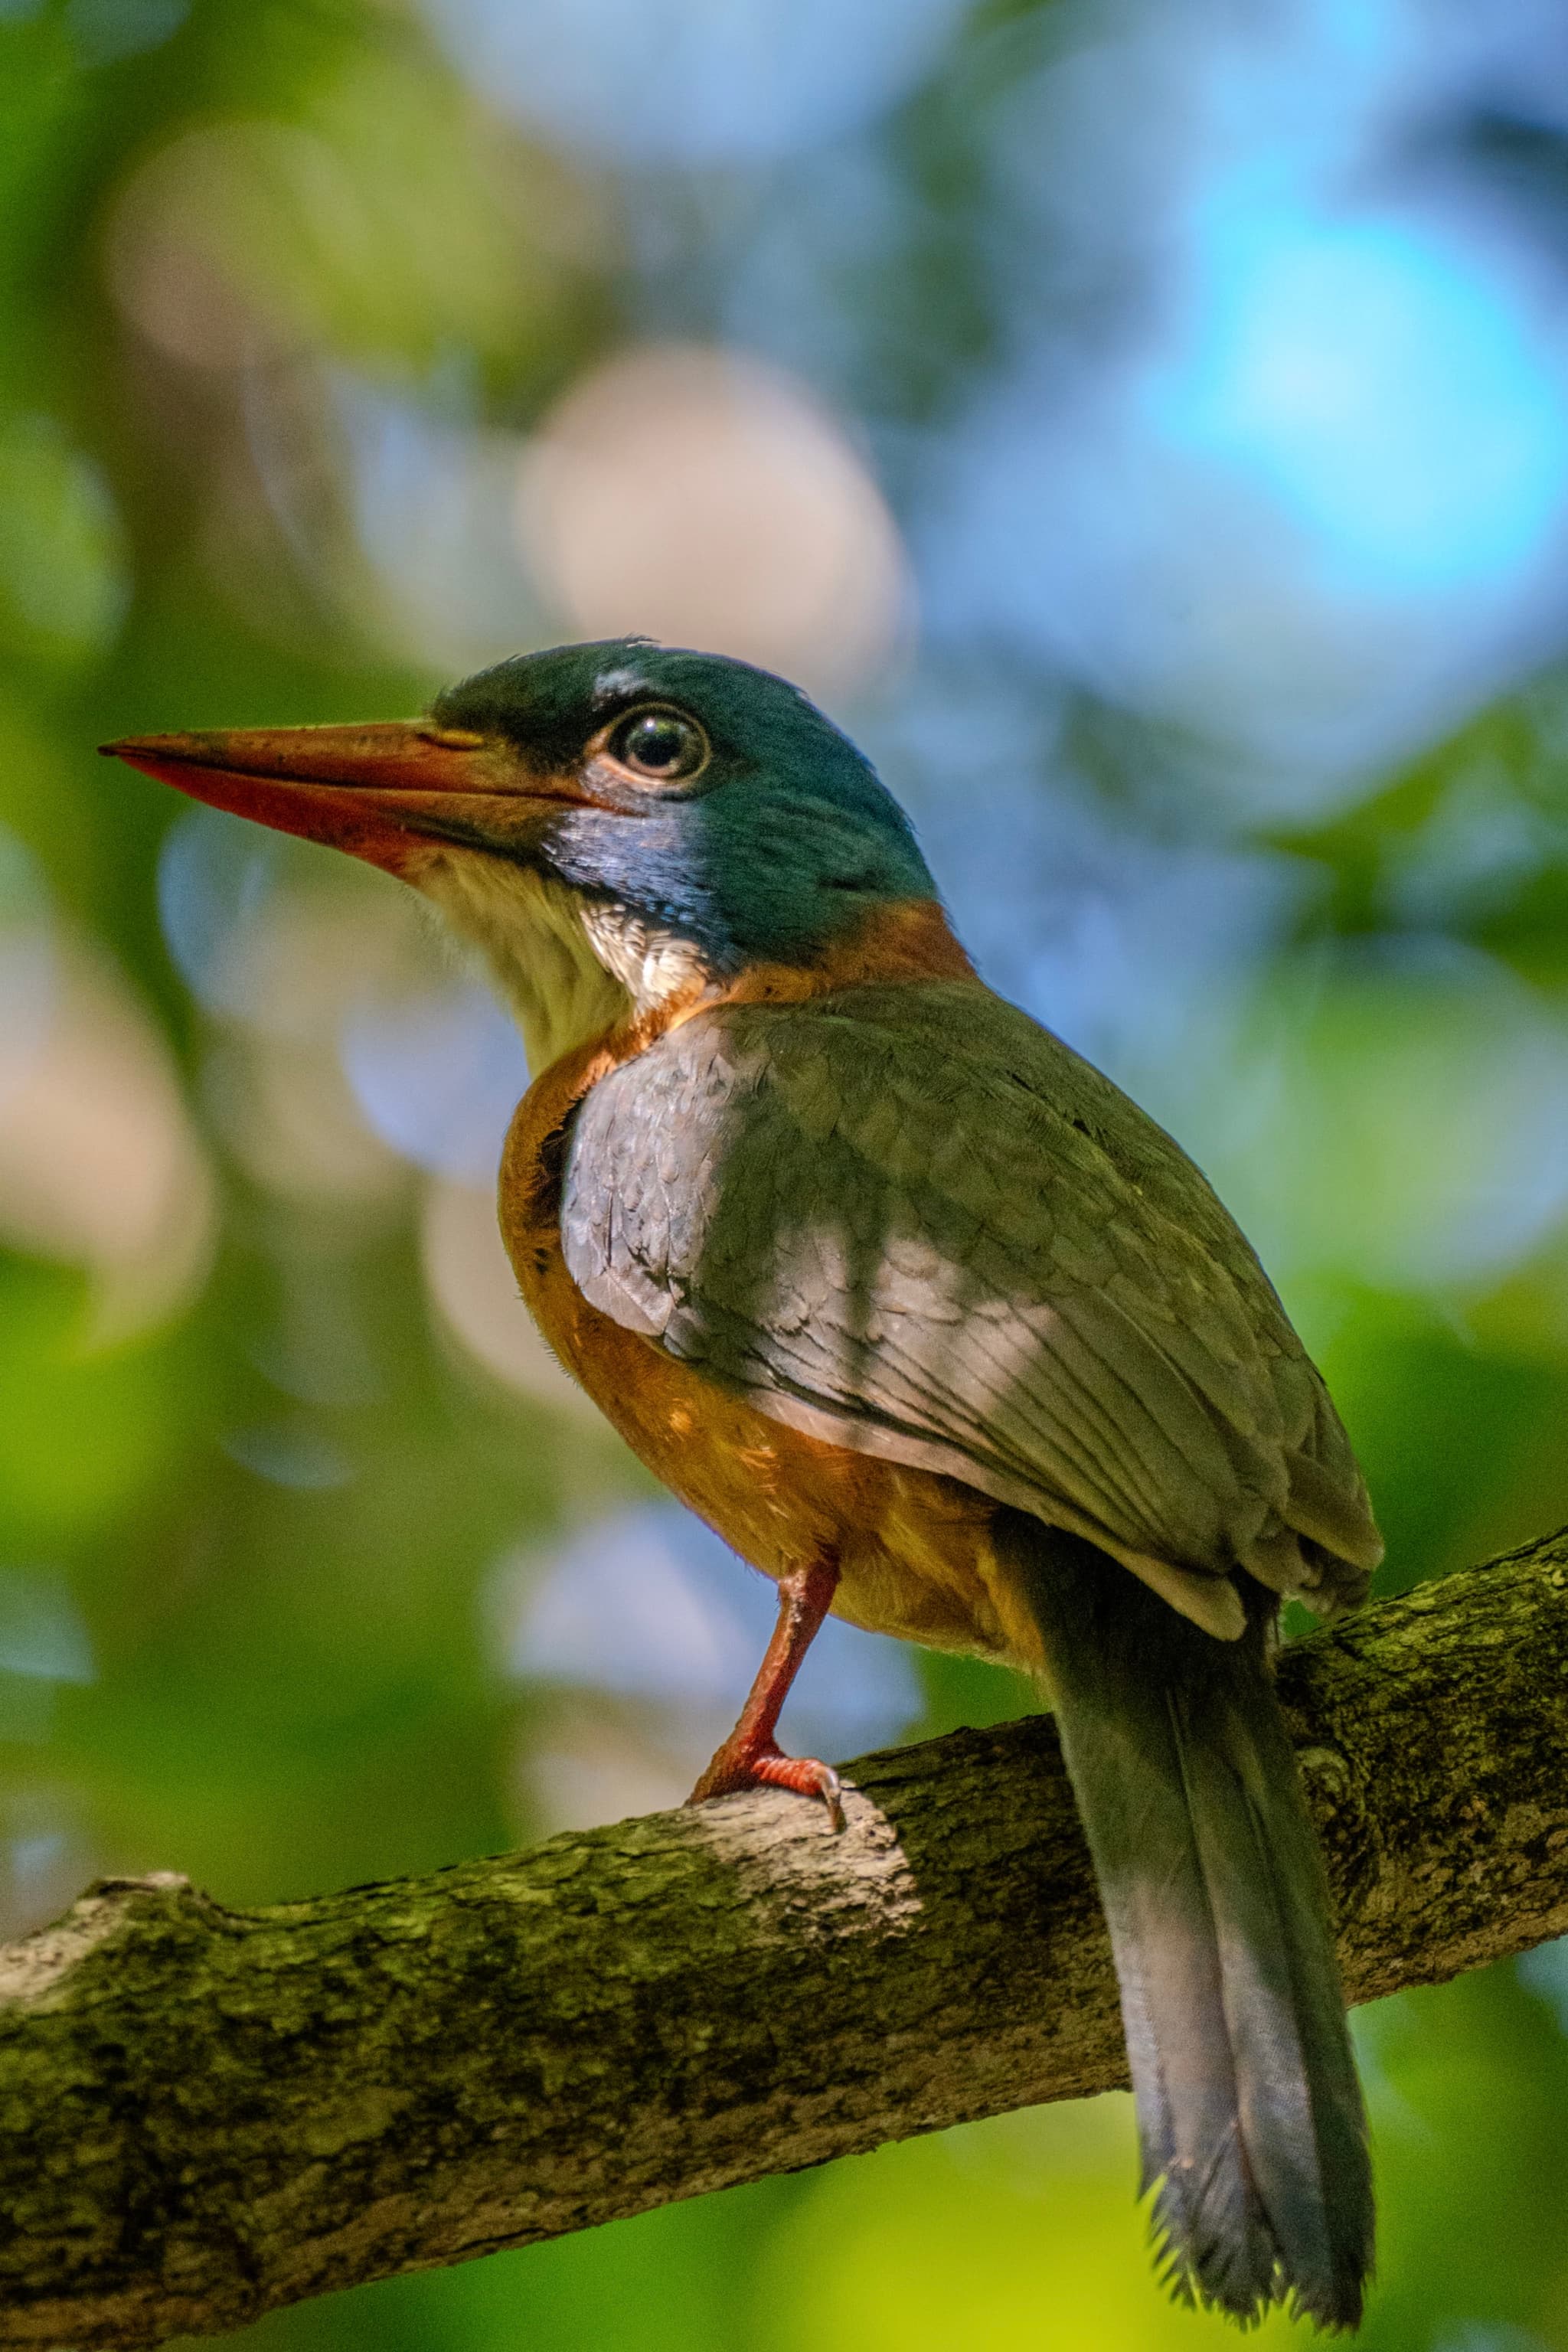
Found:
606,707 -> 709,784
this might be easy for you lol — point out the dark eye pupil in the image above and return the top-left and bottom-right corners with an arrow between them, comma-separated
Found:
612,710 -> 704,779
630,718 -> 683,768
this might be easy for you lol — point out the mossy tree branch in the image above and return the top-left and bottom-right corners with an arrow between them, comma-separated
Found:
4,1530 -> 1568,2350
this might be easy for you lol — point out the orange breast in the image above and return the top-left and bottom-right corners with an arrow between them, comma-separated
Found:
497,1010 -> 1045,1676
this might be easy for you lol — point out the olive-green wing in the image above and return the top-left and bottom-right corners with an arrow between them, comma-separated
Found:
560,980 -> 1380,1635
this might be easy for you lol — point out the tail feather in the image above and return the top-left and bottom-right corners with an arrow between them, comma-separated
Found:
1001,1515 -> 1373,2328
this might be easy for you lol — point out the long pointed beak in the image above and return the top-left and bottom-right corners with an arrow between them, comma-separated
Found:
100,720 -> 584,875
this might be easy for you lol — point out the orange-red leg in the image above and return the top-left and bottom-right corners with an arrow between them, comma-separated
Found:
688,1556 -> 844,1829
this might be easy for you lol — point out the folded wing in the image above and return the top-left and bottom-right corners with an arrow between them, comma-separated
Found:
560,979 -> 1381,1637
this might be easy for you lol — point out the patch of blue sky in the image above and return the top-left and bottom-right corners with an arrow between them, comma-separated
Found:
496,1503 -> 923,1761
340,985 -> 527,1184
220,1423 -> 355,1491
159,783 -> 524,1187
0,1569 -> 93,1746
1148,206 -> 1568,601
157,807 -> 284,1026
423,0 -> 967,169
0,1569 -> 93,1686
8,1831 -> 67,1884
0,828 -> 55,1115
919,0 -> 1568,797
66,0 -> 186,67
315,371 -> 544,677
1518,1935 -> 1568,2033
1435,2328 -> 1555,2352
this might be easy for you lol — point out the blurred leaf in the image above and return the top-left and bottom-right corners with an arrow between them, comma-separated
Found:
1315,1289 -> 1568,1589
756,2100 -> 1310,2351
0,1256 -> 193,1544
1356,1971 -> 1568,2349
0,412 -> 126,668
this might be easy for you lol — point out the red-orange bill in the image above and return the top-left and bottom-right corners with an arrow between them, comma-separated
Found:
100,720 -> 579,876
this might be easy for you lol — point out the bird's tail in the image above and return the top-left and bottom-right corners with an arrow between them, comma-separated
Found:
1001,1515 -> 1373,2328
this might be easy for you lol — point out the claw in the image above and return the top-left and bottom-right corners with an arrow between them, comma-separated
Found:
688,1738 -> 846,1831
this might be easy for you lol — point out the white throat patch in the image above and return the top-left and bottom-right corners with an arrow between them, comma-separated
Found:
580,901 -> 714,1018
414,851 -> 713,1076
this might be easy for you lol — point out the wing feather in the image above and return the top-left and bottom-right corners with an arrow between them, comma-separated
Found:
560,982 -> 1381,1625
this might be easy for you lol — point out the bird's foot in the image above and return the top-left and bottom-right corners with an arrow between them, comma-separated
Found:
688,1736 -> 845,1831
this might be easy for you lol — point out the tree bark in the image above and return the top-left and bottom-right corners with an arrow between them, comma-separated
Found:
3,1529 -> 1568,2350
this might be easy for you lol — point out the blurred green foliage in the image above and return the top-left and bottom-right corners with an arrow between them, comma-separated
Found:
4,2 -> 1568,2349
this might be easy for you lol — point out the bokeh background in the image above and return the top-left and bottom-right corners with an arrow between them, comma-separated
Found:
6,0 -> 1568,2343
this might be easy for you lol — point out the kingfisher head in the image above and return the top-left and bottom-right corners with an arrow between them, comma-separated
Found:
105,639 -> 958,1070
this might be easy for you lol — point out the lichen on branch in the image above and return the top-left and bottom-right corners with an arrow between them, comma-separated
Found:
3,1530 -> 1567,2350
